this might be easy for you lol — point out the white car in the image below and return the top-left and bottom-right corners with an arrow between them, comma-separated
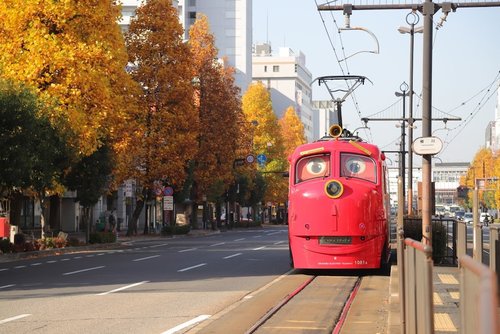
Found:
463,212 -> 473,224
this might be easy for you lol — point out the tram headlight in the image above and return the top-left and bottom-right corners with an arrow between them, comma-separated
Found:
325,179 -> 343,199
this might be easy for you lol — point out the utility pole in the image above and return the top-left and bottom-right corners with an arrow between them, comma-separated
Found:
318,0 -> 500,246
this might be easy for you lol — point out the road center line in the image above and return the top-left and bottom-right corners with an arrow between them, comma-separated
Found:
0,314 -> 31,325
62,266 -> 105,276
178,248 -> 197,253
96,281 -> 149,296
178,263 -> 207,272
223,253 -> 242,259
253,246 -> 266,250
132,255 -> 160,262
209,242 -> 225,247
149,243 -> 169,248
161,315 -> 210,334
234,238 -> 245,241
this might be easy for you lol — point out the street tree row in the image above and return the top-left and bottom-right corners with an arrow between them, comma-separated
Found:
0,0 -> 306,235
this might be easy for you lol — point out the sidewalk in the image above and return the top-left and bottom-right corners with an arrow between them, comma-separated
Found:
389,265 -> 461,334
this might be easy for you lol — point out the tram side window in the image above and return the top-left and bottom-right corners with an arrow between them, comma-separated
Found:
340,153 -> 377,183
295,154 -> 330,184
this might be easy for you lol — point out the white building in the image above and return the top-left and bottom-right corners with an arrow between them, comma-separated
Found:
252,43 -> 314,142
119,0 -> 252,93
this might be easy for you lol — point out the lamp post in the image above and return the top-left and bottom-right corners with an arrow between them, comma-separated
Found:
395,82 -> 409,213
398,12 -> 423,216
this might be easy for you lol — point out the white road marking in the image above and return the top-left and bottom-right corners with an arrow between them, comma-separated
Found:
46,260 -> 57,263
73,256 -> 82,259
234,238 -> 245,241
14,265 -> 26,269
274,241 -> 285,245
223,253 -> 242,259
178,263 -> 207,272
253,246 -> 266,250
96,281 -> 149,296
161,315 -> 211,334
149,243 -> 169,248
31,263 -> 42,266
0,314 -> 31,325
60,259 -> 70,262
62,266 -> 105,276
0,284 -> 15,289
178,248 -> 197,253
209,242 -> 225,247
0,268 -> 8,272
132,255 -> 160,262
266,232 -> 281,236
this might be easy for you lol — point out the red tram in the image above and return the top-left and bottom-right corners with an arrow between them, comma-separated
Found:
287,125 -> 391,269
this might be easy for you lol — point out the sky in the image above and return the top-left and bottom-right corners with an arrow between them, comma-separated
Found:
252,0 -> 500,166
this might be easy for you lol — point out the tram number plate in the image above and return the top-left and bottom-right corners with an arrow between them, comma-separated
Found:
319,236 -> 352,245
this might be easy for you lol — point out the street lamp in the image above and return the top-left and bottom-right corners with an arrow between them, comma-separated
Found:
398,11 -> 423,216
395,82 -> 409,213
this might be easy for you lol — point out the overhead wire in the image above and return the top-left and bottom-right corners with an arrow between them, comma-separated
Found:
314,0 -> 374,142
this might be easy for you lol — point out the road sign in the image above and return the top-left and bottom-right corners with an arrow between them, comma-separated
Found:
163,186 -> 174,196
257,154 -> 267,165
163,196 -> 174,210
246,154 -> 255,164
412,136 -> 443,155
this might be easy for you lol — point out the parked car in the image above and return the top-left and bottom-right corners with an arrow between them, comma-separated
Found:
455,210 -> 465,221
463,212 -> 473,224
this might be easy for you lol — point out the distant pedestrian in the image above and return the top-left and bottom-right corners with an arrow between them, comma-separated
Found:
108,211 -> 116,232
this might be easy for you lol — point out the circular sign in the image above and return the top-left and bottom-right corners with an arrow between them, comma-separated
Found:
163,186 -> 174,196
246,154 -> 255,164
412,136 -> 443,156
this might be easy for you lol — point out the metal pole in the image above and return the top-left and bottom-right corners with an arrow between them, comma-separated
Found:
402,91 -> 406,214
407,19 -> 416,217
397,177 -> 406,333
421,0 -> 434,246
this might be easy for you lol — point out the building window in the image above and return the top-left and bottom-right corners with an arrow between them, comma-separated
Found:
264,65 -> 267,72
188,0 -> 196,6
273,65 -> 279,72
295,64 -> 298,72
189,11 -> 196,25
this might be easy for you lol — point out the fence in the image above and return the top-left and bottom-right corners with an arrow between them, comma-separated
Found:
459,255 -> 499,334
403,238 -> 434,334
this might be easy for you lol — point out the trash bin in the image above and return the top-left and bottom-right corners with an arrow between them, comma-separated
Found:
0,217 -> 9,238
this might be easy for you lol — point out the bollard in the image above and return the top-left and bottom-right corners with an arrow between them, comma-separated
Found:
456,220 -> 467,260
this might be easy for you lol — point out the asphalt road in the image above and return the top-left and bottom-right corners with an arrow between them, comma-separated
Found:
0,226 -> 291,334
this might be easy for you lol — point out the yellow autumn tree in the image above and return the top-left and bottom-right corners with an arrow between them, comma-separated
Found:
124,0 -> 198,234
0,0 -> 140,157
242,82 -> 287,204
279,106 -> 306,158
463,148 -> 495,211
189,15 -> 241,202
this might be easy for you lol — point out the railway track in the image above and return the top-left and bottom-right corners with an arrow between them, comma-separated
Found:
190,271 -> 389,334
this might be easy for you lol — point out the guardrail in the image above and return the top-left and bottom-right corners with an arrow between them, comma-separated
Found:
403,238 -> 434,334
459,255 -> 499,334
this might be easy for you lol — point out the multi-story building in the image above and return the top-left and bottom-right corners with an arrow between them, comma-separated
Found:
119,0 -> 252,93
252,43 -> 314,142
432,162 -> 469,205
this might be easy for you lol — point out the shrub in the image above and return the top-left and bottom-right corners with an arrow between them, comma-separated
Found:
67,237 -> 81,247
403,219 -> 448,261
89,231 -> 116,244
13,233 -> 26,245
0,239 -> 13,254
161,224 -> 191,236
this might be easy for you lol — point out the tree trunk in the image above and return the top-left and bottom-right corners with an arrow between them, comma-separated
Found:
49,195 -> 61,232
127,187 -> 147,236
39,196 -> 48,239
9,191 -> 23,226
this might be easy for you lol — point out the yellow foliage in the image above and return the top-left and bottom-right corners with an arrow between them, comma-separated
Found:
0,0 -> 140,157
